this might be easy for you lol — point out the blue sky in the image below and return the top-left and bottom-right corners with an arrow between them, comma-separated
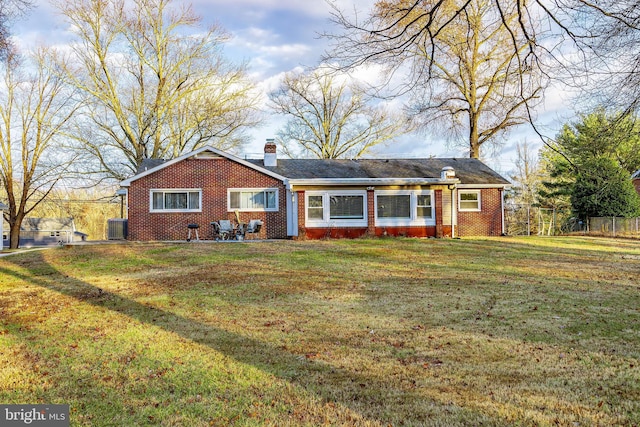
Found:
11,0 -> 574,176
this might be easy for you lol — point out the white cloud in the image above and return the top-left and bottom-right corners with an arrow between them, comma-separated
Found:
191,0 -> 372,18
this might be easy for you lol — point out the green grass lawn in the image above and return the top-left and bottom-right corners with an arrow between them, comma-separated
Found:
1,236 -> 639,426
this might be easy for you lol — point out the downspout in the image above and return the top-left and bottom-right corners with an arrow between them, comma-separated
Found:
451,185 -> 455,238
441,166 -> 458,239
501,189 -> 506,235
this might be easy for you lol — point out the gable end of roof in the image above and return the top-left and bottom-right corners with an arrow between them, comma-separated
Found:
120,146 -> 289,187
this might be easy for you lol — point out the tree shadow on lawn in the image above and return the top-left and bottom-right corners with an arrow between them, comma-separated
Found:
1,252 -> 500,426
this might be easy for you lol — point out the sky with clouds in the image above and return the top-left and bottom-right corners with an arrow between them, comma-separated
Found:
11,0 -> 574,176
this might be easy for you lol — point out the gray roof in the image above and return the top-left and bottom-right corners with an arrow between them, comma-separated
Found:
137,158 -> 167,174
21,217 -> 76,232
633,170 -> 640,179
246,158 -> 510,185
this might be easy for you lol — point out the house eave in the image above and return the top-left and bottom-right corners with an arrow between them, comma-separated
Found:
456,183 -> 512,189
119,146 -> 289,187
287,178 -> 461,188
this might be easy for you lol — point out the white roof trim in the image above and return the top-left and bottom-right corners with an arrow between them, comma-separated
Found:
119,146 -> 288,187
288,178 -> 460,187
456,183 -> 512,189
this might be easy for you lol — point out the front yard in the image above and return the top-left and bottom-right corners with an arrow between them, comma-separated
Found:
1,236 -> 639,426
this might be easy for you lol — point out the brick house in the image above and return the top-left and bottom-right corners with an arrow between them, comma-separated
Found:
119,140 -> 511,240
633,170 -> 640,196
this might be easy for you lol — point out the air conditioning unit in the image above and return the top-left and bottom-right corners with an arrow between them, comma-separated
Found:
107,219 -> 128,240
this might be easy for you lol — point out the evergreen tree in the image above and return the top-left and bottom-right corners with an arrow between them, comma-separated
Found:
571,157 -> 640,219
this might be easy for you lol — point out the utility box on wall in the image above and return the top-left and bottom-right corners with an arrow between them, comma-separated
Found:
107,219 -> 128,240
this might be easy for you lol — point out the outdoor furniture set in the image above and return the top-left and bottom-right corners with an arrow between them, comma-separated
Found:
210,219 -> 262,241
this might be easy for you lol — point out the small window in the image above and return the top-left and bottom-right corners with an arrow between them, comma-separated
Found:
307,195 -> 324,220
416,194 -> 432,218
228,189 -> 278,212
150,189 -> 201,212
459,190 -> 481,211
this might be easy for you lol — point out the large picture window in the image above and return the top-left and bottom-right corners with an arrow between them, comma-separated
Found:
228,188 -> 278,212
377,195 -> 411,218
329,195 -> 364,219
459,190 -> 481,211
150,189 -> 201,212
305,191 -> 367,227
375,190 -> 434,226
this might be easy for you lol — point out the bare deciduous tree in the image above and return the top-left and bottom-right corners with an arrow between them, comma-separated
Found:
325,0 -> 640,159
511,140 -> 542,206
326,0 -> 545,159
0,0 -> 32,60
53,0 -> 261,181
0,50 -> 81,248
270,67 -> 411,159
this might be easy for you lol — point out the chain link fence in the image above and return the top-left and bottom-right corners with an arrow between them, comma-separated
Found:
588,217 -> 640,238
506,204 -> 640,238
505,204 -> 580,236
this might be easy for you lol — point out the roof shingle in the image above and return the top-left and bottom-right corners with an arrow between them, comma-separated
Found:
247,158 -> 510,185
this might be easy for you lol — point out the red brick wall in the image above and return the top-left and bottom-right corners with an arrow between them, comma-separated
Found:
457,188 -> 504,237
634,178 -> 640,197
367,190 -> 375,235
127,158 -> 288,240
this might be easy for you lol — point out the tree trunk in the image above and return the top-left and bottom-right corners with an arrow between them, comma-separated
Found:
469,114 -> 480,159
470,140 -> 480,159
9,219 -> 21,249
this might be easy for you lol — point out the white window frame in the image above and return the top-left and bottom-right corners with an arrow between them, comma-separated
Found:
305,190 -> 368,228
375,190 -> 435,226
227,188 -> 279,212
459,190 -> 481,212
150,189 -> 202,213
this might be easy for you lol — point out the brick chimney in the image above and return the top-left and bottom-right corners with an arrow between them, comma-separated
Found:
264,138 -> 277,167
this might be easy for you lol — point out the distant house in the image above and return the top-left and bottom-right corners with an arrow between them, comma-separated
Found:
2,217 -> 88,247
119,140 -> 511,241
633,170 -> 640,196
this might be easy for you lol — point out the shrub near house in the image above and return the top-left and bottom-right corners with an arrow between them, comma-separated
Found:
119,140 -> 511,241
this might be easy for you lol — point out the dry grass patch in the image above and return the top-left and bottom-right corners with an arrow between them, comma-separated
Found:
1,236 -> 639,426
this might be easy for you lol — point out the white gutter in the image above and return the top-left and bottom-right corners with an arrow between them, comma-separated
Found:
287,178 -> 460,188
456,183 -> 511,189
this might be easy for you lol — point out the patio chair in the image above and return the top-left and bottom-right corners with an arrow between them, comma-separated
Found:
211,221 -> 232,241
245,220 -> 262,240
